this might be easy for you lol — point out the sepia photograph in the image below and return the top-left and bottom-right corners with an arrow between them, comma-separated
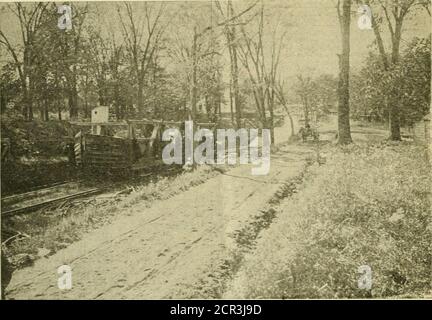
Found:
0,0 -> 430,303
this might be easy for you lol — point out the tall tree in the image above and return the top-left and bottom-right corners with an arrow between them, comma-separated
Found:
295,75 -> 314,127
0,2 -> 49,120
169,1 -> 256,121
365,0 -> 429,140
274,79 -> 295,137
237,2 -> 268,132
265,19 -> 286,145
216,0 -> 243,128
117,2 -> 166,114
336,0 -> 353,144
54,2 -> 88,119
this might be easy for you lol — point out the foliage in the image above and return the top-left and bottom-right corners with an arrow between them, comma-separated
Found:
0,2 -> 225,122
0,110 -> 69,158
351,37 -> 431,126
0,62 -> 21,113
294,74 -> 338,123
397,37 -> 431,125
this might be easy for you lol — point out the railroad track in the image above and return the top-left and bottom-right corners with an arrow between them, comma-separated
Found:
1,151 -> 238,219
1,182 -> 104,218
2,188 -> 104,218
2,181 -> 73,203
1,165 -> 184,219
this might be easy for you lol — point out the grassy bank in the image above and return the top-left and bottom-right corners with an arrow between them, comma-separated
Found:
227,142 -> 431,298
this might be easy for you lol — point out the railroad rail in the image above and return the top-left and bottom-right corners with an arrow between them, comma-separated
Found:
2,188 -> 102,217
1,182 -> 104,218
1,164 -> 185,219
1,181 -> 71,202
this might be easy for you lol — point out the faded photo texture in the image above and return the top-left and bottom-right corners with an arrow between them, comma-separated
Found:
0,0 -> 431,300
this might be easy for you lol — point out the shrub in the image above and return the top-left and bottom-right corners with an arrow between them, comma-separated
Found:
1,114 -> 70,159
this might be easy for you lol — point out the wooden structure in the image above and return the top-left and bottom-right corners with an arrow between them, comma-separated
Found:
70,119 -> 216,171
74,132 -> 134,169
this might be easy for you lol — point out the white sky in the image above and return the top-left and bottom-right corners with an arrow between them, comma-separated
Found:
0,0 -> 430,81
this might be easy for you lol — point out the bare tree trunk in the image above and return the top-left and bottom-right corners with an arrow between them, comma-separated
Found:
98,86 -> 104,106
388,21 -> 403,140
232,46 -> 241,128
336,0 -> 352,144
114,84 -> 121,120
303,95 -> 310,127
268,89 -> 275,144
229,79 -> 234,125
26,74 -> 34,120
228,1 -> 242,129
84,101 -> 89,119
0,90 -> 6,114
286,109 -> 295,137
39,102 -> 44,120
137,76 -> 144,112
22,82 -> 30,120
275,84 -> 295,137
68,81 -> 78,120
27,94 -> 33,120
44,99 -> 49,121
191,27 -> 198,119
388,90 -> 401,140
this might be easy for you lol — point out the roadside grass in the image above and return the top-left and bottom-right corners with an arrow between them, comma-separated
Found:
226,141 -> 431,298
3,165 -> 219,267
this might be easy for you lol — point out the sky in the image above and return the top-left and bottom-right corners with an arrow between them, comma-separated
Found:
0,0 -> 430,81
269,0 -> 430,78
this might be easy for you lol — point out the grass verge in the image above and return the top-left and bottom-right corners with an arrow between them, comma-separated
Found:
226,141 -> 431,298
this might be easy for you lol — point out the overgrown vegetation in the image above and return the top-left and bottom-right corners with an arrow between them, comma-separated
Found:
227,142 -> 431,298
1,111 -> 70,159
1,113 -> 74,194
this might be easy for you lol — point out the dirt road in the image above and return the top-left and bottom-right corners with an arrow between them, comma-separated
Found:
6,144 -> 313,299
